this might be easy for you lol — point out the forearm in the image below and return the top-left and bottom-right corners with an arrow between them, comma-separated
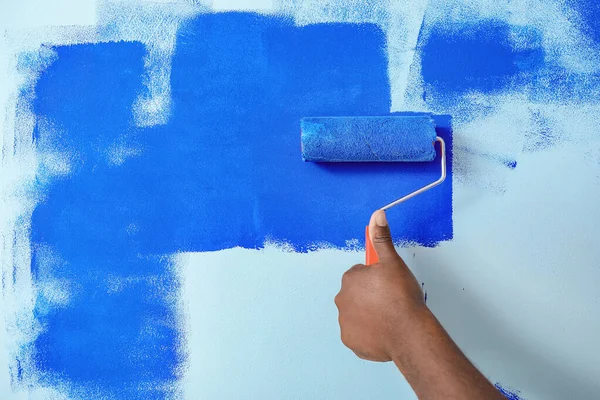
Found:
391,308 -> 505,400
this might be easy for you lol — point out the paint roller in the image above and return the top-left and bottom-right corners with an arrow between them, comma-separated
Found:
301,116 -> 446,265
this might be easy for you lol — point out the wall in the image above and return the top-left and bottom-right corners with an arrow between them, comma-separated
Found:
1,1 -> 599,399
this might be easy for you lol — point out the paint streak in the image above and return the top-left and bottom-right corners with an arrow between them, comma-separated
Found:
457,146 -> 518,169
496,383 -> 526,399
27,12 -> 453,398
524,109 -> 557,152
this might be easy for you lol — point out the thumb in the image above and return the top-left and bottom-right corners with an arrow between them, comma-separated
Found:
369,210 -> 399,261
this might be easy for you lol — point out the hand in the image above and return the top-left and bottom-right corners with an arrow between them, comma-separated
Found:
335,211 -> 506,400
334,210 -> 428,362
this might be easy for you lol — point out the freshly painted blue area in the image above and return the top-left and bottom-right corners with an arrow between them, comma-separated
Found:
496,383 -> 526,399
569,0 -> 600,44
301,116 -> 438,162
31,42 -> 183,399
29,12 -> 453,398
421,20 -> 544,97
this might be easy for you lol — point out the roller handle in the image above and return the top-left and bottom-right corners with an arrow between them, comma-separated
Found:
365,225 -> 379,265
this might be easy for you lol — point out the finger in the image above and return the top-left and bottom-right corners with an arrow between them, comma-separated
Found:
368,210 -> 400,261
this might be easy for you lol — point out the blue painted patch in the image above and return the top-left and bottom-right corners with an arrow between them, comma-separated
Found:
569,0 -> 600,44
29,13 -> 453,397
30,42 -> 183,399
421,20 -> 544,97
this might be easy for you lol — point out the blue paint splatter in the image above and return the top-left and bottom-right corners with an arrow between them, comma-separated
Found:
28,13 -> 453,397
421,20 -> 544,97
496,383 -> 526,399
504,159 -> 518,169
457,146 -> 518,169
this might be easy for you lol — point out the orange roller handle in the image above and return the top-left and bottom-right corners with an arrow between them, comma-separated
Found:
365,225 -> 379,265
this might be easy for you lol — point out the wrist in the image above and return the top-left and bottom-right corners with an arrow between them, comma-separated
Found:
388,306 -> 440,370
389,307 -> 506,400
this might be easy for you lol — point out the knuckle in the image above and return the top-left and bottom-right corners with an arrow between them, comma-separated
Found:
353,351 -> 371,361
340,333 -> 351,348
341,272 -> 349,285
341,337 -> 348,347
342,268 -> 355,282
340,332 -> 352,349
341,263 -> 366,285
347,264 -> 365,275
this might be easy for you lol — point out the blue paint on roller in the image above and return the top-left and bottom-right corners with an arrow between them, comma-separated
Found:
28,13 -> 453,397
301,116 -> 437,162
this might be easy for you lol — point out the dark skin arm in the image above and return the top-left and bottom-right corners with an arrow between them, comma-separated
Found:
335,210 -> 505,400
